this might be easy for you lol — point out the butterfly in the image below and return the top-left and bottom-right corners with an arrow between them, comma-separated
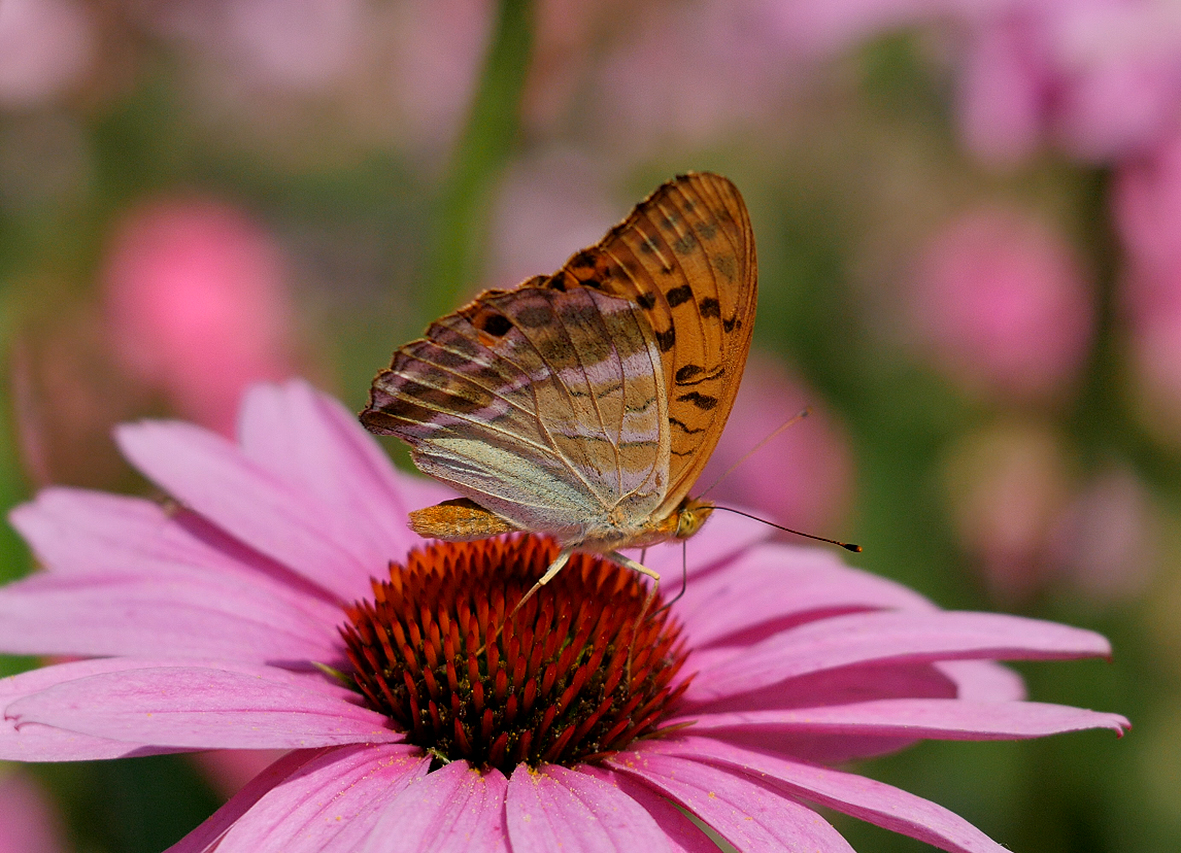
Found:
361,172 -> 756,590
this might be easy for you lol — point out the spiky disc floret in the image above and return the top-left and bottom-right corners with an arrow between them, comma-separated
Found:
341,534 -> 691,775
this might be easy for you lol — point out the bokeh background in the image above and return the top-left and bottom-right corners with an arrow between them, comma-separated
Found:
0,0 -> 1176,850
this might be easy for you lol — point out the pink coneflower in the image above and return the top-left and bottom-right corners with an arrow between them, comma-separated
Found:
0,381 -> 1126,852
102,196 -> 298,437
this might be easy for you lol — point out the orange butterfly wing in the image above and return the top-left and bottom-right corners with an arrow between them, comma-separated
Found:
546,172 -> 757,515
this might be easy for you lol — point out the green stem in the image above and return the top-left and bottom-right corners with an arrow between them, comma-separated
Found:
424,0 -> 536,319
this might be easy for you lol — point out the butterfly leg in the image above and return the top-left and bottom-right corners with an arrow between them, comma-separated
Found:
607,550 -> 660,582
478,549 -> 574,655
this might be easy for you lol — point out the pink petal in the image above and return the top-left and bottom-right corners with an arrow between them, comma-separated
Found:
236,381 -> 451,568
505,764 -> 674,852
165,749 -> 335,853
688,611 -> 1113,703
210,743 -> 428,853
690,661 -> 963,715
936,660 -> 1026,701
580,766 -> 721,853
115,420 -> 381,599
363,760 -> 509,852
0,571 -> 341,664
10,488 -> 335,600
0,659 -> 208,760
677,544 -> 935,646
606,748 -> 855,852
6,662 -> 398,750
651,736 -> 1010,853
677,699 -> 1129,740
11,488 -> 188,576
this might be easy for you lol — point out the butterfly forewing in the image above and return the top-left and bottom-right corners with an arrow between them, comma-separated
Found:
364,283 -> 670,543
549,172 -> 757,514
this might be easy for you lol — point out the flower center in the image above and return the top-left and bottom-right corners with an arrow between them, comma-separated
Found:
340,534 -> 691,775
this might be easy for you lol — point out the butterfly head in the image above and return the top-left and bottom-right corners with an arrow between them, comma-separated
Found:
671,497 -> 714,540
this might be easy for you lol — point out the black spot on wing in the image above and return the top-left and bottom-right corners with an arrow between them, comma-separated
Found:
655,326 -> 676,352
570,250 -> 597,270
699,297 -> 721,318
666,285 -> 693,307
669,416 -> 706,435
636,292 -> 657,310
676,391 -> 718,410
478,313 -> 512,337
674,364 -> 725,386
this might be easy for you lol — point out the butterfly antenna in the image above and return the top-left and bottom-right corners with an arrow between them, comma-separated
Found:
698,408 -> 811,498
711,505 -> 861,552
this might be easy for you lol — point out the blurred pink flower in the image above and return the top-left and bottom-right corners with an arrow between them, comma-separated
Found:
911,206 -> 1094,402
698,356 -> 854,536
0,381 -> 1126,852
0,773 -> 66,853
762,0 -> 935,56
11,307 -> 148,490
142,0 -> 367,95
219,0 -> 366,92
1048,464 -> 1156,603
102,196 -> 297,436
1123,298 -> 1181,436
1113,133 -> 1181,435
772,0 -> 1181,164
945,425 -> 1156,604
386,0 -> 494,160
591,0 -> 808,156
942,422 -> 1073,602
1115,131 -> 1181,288
0,0 -> 94,108
956,0 -> 1181,164
488,151 -> 618,289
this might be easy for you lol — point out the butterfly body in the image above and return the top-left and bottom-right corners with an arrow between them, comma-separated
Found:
362,172 -> 755,580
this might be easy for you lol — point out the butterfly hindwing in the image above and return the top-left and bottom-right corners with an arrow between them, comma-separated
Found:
547,173 -> 757,516
364,283 -> 670,541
